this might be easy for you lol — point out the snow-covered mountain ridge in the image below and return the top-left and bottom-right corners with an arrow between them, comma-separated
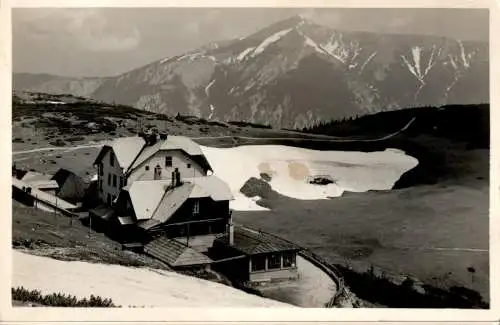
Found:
14,15 -> 488,128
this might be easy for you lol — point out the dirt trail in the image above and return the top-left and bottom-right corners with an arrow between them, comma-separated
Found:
12,117 -> 417,156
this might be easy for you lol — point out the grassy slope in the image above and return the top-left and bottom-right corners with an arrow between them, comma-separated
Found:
234,104 -> 490,305
12,200 -> 170,269
12,93 -> 490,307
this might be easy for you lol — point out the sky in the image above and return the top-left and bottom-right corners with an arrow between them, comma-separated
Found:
12,8 -> 489,77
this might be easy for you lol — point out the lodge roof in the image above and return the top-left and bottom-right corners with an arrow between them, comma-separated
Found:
93,135 -> 212,174
93,137 -> 146,170
123,176 -> 233,222
127,135 -> 212,174
216,227 -> 301,255
144,236 -> 213,267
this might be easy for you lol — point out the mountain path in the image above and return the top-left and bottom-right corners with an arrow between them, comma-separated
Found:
12,117 -> 417,156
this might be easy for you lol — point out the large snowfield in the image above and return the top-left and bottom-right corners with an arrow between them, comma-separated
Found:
12,251 -> 292,308
200,145 -> 419,211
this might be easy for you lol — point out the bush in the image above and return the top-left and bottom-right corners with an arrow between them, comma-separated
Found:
12,286 -> 118,307
49,139 -> 67,147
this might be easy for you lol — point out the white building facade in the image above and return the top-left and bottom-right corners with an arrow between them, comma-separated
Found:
93,134 -> 211,207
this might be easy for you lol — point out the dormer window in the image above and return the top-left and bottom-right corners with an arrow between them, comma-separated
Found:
187,163 -> 191,169
165,156 -> 173,167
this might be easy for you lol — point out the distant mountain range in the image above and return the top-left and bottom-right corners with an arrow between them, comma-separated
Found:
13,15 -> 489,129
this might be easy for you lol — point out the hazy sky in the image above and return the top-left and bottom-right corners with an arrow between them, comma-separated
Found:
12,8 -> 489,77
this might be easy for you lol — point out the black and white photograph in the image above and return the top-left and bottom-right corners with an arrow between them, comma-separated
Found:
3,2 -> 494,317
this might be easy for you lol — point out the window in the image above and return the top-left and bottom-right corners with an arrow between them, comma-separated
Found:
251,255 -> 266,272
124,178 -> 127,186
187,163 -> 191,169
107,173 -> 111,186
99,163 -> 103,176
268,253 -> 281,270
107,194 -> 111,205
145,165 -> 150,171
112,174 -> 117,187
283,252 -> 296,268
110,152 -> 114,167
119,176 -> 124,188
165,156 -> 173,167
192,200 -> 200,215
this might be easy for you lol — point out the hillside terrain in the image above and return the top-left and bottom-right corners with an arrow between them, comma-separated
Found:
11,93 -> 489,308
13,15 -> 488,129
234,103 -> 489,307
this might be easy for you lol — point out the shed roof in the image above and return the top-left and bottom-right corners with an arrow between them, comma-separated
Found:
144,236 -> 213,267
89,204 -> 116,221
20,171 -> 53,182
216,227 -> 301,255
28,179 -> 59,190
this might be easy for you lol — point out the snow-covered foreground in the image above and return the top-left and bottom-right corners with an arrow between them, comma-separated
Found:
200,145 -> 419,211
12,251 -> 292,308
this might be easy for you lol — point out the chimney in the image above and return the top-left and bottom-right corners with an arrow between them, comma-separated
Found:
159,132 -> 168,140
227,211 -> 234,246
171,171 -> 176,187
175,168 -> 181,186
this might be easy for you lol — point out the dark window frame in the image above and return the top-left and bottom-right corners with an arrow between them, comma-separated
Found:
251,255 -> 266,272
112,174 -> 117,187
107,173 -> 111,186
268,253 -> 281,270
165,156 -> 173,167
282,252 -> 296,268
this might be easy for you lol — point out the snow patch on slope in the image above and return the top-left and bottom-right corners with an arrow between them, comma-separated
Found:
205,79 -> 216,96
237,47 -> 255,61
200,145 -> 418,211
401,45 -> 442,85
208,104 -> 215,119
13,251 -> 291,307
319,34 -> 362,68
252,28 -> 293,57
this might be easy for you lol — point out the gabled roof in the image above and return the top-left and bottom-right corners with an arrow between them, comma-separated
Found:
124,181 -> 173,220
216,227 -> 301,255
184,176 -> 234,201
144,236 -> 213,267
151,183 -> 194,223
127,136 -> 212,174
122,176 -> 234,224
93,136 -> 146,170
51,168 -> 89,184
20,171 -> 52,182
28,180 -> 59,190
